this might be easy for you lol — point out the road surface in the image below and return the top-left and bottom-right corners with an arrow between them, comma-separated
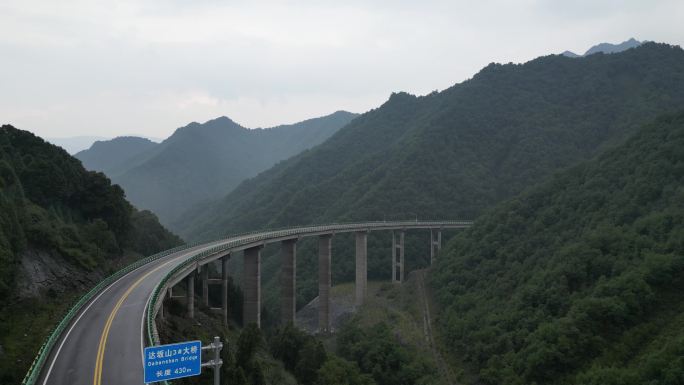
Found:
36,242 -> 227,385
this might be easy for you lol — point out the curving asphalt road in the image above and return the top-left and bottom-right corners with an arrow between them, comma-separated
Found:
36,241 -> 233,385
35,221 -> 470,385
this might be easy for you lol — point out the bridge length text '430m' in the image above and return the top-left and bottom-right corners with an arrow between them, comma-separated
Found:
23,220 -> 471,385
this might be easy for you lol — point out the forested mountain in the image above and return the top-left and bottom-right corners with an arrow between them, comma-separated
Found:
0,125 -> 182,382
173,44 -> 684,312
88,111 -> 356,227
180,43 -> 684,240
430,111 -> 684,384
75,136 -> 158,176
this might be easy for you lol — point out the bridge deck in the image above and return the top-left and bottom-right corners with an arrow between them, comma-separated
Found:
35,221 -> 471,385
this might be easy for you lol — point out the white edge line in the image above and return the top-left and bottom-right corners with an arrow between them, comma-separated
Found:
141,288 -> 154,385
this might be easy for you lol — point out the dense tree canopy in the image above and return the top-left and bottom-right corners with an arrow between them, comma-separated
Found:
0,124 -> 182,382
430,111 -> 684,384
268,321 -> 434,385
0,124 -> 181,298
337,321 -> 436,385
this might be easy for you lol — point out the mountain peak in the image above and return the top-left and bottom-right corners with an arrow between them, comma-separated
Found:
563,38 -> 642,58
208,115 -> 240,126
382,91 -> 418,107
75,135 -> 158,176
584,37 -> 641,56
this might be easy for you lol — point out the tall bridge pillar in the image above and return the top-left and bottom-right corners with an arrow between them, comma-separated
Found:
201,264 -> 209,307
281,239 -> 297,325
221,254 -> 230,325
392,231 -> 405,283
243,245 -> 263,327
355,231 -> 368,307
318,234 -> 333,333
430,229 -> 442,265
430,229 -> 442,264
187,273 -> 195,319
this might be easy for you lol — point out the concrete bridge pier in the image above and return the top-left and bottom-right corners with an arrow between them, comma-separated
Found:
430,229 -> 442,264
355,231 -> 368,307
201,264 -> 209,307
168,284 -> 184,300
243,245 -> 263,327
221,254 -> 230,325
281,239 -> 297,325
318,234 -> 333,333
187,273 -> 195,319
392,231 -> 405,283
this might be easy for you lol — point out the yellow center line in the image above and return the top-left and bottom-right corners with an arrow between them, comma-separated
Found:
92,258 -> 179,385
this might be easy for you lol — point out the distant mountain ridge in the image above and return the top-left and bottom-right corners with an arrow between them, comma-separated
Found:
46,136 -> 109,154
562,37 -> 642,57
75,136 -> 157,176
76,111 -> 358,227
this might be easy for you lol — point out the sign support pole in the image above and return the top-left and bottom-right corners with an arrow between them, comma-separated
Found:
213,336 -> 221,385
201,336 -> 223,385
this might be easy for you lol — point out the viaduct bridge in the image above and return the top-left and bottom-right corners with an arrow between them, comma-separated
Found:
26,220 -> 471,385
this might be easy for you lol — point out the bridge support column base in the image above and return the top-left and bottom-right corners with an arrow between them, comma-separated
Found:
430,229 -> 442,265
355,231 -> 368,307
318,234 -> 332,333
222,254 -> 230,325
243,246 -> 262,327
281,239 -> 297,326
392,231 -> 405,283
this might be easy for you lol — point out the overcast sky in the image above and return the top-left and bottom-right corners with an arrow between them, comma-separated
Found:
2,0 -> 683,139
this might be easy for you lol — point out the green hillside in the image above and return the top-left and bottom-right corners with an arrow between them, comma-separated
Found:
430,111 -> 684,384
176,43 -> 684,319
182,43 -> 684,239
95,111 -> 357,227
0,124 -> 182,382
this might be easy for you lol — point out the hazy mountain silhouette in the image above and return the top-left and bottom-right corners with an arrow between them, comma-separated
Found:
562,37 -> 642,57
75,136 -> 158,176
46,136 -> 109,154
82,111 -> 357,227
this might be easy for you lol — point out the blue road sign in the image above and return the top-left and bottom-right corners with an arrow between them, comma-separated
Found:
144,340 -> 202,383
